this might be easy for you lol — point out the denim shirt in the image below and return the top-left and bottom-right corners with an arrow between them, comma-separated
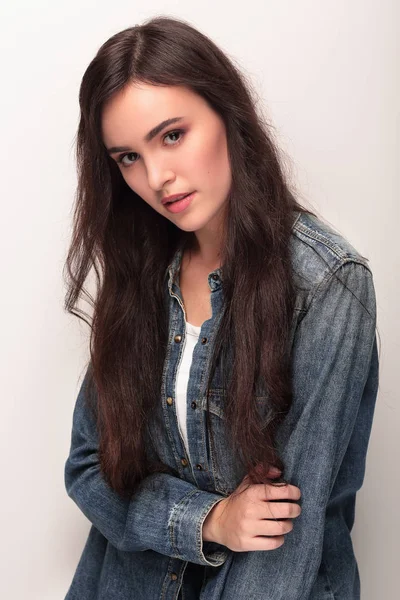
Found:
64,210 -> 379,600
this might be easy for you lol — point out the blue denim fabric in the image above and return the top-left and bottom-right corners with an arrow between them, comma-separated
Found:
64,210 -> 379,599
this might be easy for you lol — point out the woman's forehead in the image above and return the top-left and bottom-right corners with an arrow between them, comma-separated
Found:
101,84 -> 207,144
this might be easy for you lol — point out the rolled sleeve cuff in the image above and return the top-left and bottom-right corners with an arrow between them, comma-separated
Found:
170,490 -> 229,566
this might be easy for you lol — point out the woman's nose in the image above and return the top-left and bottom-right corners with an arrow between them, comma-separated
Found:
146,160 -> 176,192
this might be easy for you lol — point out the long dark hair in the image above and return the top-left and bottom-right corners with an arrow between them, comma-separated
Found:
64,15 -> 317,499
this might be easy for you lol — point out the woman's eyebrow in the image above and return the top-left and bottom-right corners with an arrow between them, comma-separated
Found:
107,116 -> 185,154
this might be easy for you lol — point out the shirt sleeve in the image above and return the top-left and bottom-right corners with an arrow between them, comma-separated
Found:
223,259 -> 378,599
64,367 -> 229,567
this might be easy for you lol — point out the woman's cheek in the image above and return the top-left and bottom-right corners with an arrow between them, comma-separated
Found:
123,170 -> 147,198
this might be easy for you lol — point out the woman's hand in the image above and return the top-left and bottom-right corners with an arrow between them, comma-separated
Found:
202,468 -> 301,551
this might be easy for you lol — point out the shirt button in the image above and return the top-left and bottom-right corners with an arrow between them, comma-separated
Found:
171,572 -> 178,581
166,397 -> 173,406
181,458 -> 188,467
201,337 -> 208,344
196,464 -> 203,470
174,334 -> 182,343
191,401 -> 197,409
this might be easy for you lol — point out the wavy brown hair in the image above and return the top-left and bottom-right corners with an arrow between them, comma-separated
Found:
63,15 -> 317,499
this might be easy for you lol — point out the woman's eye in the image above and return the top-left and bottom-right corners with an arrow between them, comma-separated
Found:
118,152 -> 138,167
163,129 -> 184,145
116,129 -> 185,168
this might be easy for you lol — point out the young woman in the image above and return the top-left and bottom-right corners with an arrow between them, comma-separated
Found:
63,15 -> 379,600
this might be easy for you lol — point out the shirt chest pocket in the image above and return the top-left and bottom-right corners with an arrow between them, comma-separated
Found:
203,387 -> 273,495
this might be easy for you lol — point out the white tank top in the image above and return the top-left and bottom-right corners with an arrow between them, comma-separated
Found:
175,321 -> 202,459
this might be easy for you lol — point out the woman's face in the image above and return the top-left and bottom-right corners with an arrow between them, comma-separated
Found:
101,82 -> 232,238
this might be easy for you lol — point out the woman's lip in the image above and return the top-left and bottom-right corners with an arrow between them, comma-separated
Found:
163,191 -> 195,213
162,192 -> 193,204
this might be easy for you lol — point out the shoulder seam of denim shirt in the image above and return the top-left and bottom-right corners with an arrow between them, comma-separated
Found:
290,211 -> 375,317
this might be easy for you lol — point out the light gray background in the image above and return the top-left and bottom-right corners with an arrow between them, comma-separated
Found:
0,1 -> 397,598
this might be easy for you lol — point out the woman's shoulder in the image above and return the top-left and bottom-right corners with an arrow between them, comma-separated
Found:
289,210 -> 374,308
